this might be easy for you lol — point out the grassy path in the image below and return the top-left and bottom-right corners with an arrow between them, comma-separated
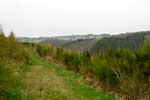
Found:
21,49 -> 115,100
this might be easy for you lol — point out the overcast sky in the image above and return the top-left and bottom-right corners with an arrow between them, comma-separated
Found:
0,0 -> 150,37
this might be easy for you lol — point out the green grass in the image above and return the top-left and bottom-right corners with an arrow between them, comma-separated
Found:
20,48 -> 115,100
51,64 -> 114,100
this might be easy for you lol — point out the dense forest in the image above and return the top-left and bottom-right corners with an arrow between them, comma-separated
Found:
91,31 -> 150,53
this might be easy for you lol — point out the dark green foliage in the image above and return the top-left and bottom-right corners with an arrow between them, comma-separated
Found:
0,32 -> 29,99
91,57 -> 118,86
136,39 -> 150,83
36,44 -> 50,57
0,58 -> 21,100
63,38 -> 99,52
0,32 -> 29,63
91,42 -> 150,99
62,51 -> 83,72
55,48 -> 64,61
91,31 -> 150,53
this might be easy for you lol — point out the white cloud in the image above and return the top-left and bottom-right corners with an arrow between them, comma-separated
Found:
0,0 -> 150,37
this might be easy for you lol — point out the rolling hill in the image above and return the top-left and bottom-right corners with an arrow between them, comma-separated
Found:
90,31 -> 150,53
62,39 -> 99,52
41,39 -> 71,47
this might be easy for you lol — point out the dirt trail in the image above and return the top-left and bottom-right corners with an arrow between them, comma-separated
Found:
22,65 -> 79,100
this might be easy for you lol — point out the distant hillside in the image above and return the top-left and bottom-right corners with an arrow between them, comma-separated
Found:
49,34 -> 110,40
90,31 -> 150,53
16,37 -> 49,43
41,39 -> 71,47
17,34 -> 110,44
62,39 -> 99,52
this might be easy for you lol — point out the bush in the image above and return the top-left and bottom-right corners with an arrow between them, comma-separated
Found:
0,32 -> 28,63
0,32 -> 28,99
0,58 -> 21,100
36,44 -> 49,57
91,55 -> 118,86
61,50 -> 82,72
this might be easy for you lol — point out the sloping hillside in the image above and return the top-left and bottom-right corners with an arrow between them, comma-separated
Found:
62,39 -> 99,52
41,39 -> 71,47
90,31 -> 150,53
